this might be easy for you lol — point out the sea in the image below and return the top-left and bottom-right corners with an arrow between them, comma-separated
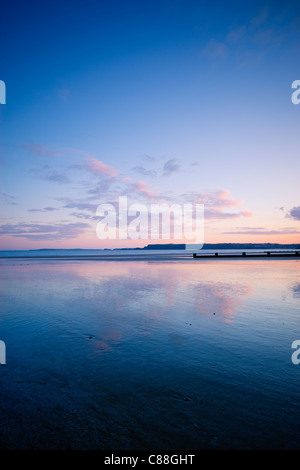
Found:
0,248 -> 297,257
0,249 -> 299,449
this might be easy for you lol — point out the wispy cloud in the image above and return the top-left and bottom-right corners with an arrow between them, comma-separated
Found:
28,207 -> 57,213
0,222 -> 90,240
132,166 -> 157,178
21,143 -> 64,158
226,26 -> 247,44
162,158 -> 180,177
181,189 -> 242,208
42,170 -> 70,184
1,192 -> 17,205
197,189 -> 242,208
61,199 -> 99,213
222,227 -> 300,235
205,209 -> 252,220
29,166 -> 71,185
140,154 -> 157,163
250,5 -> 269,28
56,88 -> 70,101
86,179 -> 117,197
202,3 -> 300,68
70,212 -> 98,220
84,158 -> 119,179
23,148 -> 252,234
174,189 -> 252,220
129,180 -> 158,199
132,155 -> 180,178
202,39 -> 230,60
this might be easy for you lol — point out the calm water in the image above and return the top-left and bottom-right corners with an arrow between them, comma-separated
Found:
0,248 -> 297,257
0,257 -> 299,449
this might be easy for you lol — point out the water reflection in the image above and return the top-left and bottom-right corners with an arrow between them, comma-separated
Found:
92,331 -> 123,353
0,258 -> 299,449
292,283 -> 300,298
63,260 -> 253,322
2,259 -> 298,326
192,281 -> 252,322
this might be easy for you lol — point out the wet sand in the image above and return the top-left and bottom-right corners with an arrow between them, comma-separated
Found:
0,258 -> 299,449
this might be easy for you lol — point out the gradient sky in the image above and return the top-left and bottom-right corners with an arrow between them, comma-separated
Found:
1,0 -> 300,249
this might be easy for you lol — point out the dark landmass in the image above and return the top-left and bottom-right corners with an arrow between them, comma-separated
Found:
143,243 -> 186,250
139,243 -> 300,250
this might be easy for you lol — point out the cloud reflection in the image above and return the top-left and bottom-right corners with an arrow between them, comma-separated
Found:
292,283 -> 300,298
36,260 -> 253,324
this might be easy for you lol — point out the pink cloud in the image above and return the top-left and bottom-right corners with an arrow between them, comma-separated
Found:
222,227 -> 299,235
121,176 -> 132,183
205,209 -> 252,220
194,190 -> 242,208
240,211 -> 252,217
130,180 -> 158,198
216,189 -> 241,205
85,158 -> 119,178
176,189 -> 251,220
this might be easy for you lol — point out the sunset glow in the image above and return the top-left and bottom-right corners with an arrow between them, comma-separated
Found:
1,0 -> 299,249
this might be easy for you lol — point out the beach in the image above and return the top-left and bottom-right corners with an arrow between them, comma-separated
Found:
2,0 -> 300,455
0,254 -> 299,449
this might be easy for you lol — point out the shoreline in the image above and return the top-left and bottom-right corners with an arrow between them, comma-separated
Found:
0,253 -> 299,262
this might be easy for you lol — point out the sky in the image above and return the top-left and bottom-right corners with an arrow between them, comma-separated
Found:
0,0 -> 300,249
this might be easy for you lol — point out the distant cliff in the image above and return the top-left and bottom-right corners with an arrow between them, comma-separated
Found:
142,243 -> 300,250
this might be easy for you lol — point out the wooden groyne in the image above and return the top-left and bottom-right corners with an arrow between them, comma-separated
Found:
193,250 -> 300,259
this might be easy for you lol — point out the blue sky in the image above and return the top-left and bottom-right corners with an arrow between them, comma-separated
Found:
1,0 -> 300,248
